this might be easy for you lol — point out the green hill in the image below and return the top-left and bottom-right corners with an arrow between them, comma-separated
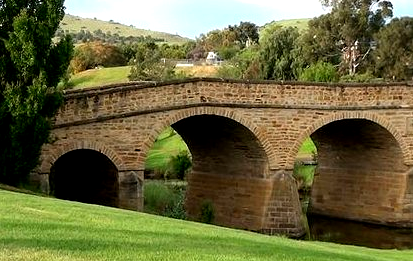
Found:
60,14 -> 191,44
0,189 -> 412,260
263,18 -> 311,33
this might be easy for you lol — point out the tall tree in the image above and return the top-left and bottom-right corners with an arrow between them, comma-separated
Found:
0,0 -> 73,185
128,42 -> 176,81
259,26 -> 301,80
374,17 -> 413,80
303,0 -> 393,75
229,21 -> 259,48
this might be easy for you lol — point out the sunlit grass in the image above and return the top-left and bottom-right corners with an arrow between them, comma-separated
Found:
67,66 -> 131,89
145,127 -> 189,171
1,189 -> 412,261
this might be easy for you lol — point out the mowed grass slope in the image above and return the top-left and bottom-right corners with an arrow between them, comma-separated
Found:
61,14 -> 190,44
1,190 -> 412,261
145,128 -> 189,171
67,66 -> 131,89
67,65 -> 218,89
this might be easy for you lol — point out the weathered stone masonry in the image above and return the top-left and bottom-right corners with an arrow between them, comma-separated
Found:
35,78 -> 413,236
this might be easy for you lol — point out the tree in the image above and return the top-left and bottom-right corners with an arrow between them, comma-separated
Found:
69,42 -> 126,73
229,21 -> 259,48
259,26 -> 301,80
128,42 -> 176,81
0,0 -> 73,185
374,17 -> 413,80
302,0 -> 393,75
299,61 -> 339,82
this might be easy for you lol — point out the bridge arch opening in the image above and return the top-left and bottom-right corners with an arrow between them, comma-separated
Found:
144,114 -> 271,230
306,118 -> 408,224
50,149 -> 119,207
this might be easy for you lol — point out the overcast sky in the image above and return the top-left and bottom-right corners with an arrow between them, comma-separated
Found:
64,0 -> 413,38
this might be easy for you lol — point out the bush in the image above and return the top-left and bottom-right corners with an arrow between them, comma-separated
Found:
168,151 -> 192,180
144,181 -> 176,213
69,42 -> 126,73
299,61 -> 338,82
340,71 -> 381,83
144,180 -> 186,220
200,200 -> 215,224
215,65 -> 242,79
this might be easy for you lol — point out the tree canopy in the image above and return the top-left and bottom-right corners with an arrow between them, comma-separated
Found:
0,0 -> 73,185
374,17 -> 413,80
302,0 -> 393,75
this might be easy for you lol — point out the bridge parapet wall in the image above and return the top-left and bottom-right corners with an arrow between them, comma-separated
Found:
56,79 -> 413,127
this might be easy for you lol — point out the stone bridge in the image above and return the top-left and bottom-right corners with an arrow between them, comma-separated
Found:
34,78 -> 413,237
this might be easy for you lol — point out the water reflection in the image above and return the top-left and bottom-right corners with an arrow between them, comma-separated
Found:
294,163 -> 413,250
307,214 -> 413,250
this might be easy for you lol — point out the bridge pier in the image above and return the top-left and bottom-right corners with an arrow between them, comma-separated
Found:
260,170 -> 305,237
185,169 -> 305,237
118,170 -> 144,211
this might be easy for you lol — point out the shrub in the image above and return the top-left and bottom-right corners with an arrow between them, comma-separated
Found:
144,181 -> 176,213
144,180 -> 186,220
340,71 -> 381,83
200,200 -> 215,224
168,151 -> 192,180
299,61 -> 338,82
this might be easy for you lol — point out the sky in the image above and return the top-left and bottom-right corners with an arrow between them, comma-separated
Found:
64,0 -> 413,39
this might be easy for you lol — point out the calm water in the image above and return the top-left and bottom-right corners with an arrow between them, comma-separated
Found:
307,214 -> 413,249
294,163 -> 413,249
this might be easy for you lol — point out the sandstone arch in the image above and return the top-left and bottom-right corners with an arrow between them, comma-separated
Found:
292,114 -> 410,226
41,140 -> 124,173
50,149 -> 119,207
288,111 -> 410,168
138,107 -> 277,172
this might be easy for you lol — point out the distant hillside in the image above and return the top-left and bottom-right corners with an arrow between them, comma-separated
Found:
59,14 -> 191,44
263,18 -> 311,32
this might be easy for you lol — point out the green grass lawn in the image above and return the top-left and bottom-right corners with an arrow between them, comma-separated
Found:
67,66 -> 131,89
145,128 -> 189,171
1,189 -> 412,261
297,138 -> 317,158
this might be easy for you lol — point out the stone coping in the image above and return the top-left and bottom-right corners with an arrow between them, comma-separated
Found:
63,77 -> 413,99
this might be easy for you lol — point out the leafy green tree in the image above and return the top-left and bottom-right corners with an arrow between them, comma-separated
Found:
216,46 -> 262,79
0,0 -> 73,185
229,21 -> 259,48
128,42 -> 176,81
299,61 -> 339,82
259,26 -> 301,80
69,42 -> 126,73
374,17 -> 413,80
302,0 -> 393,75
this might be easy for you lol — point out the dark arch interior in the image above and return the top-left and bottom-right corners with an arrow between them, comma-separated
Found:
309,119 -> 407,221
171,115 -> 270,229
311,119 -> 405,173
50,149 -> 119,207
172,115 -> 269,178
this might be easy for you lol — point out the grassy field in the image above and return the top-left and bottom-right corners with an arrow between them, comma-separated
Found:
145,128 -> 189,171
297,138 -> 317,158
60,14 -> 190,44
1,189 -> 412,261
67,65 -> 218,89
67,66 -> 131,89
176,65 -> 219,78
